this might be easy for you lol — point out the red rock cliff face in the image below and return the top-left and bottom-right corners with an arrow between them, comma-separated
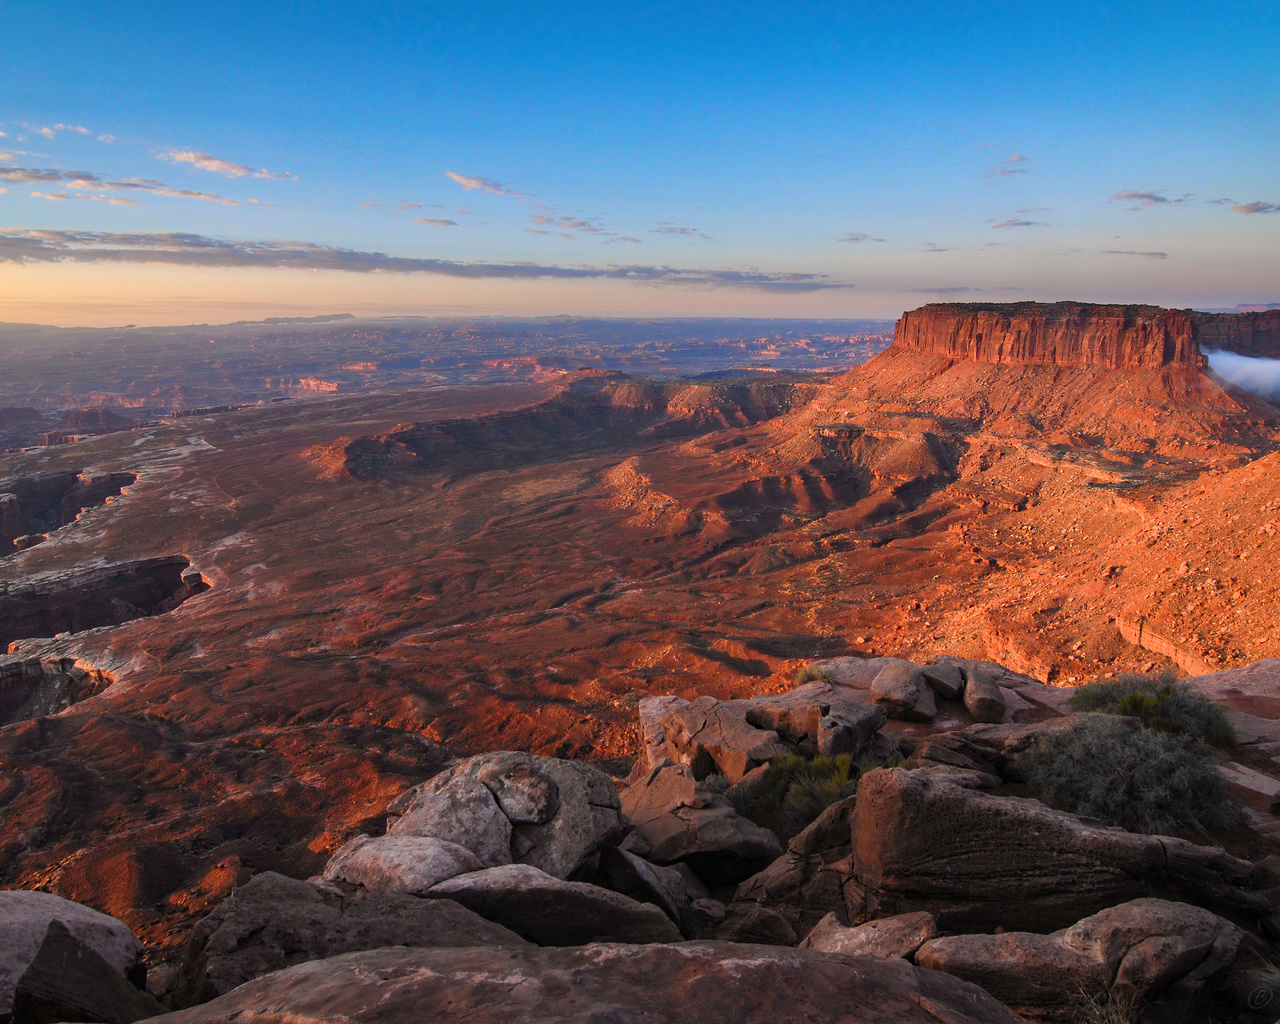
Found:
1191,310 -> 1280,359
893,302 -> 1205,370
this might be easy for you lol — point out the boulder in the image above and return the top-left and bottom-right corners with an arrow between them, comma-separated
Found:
733,796 -> 862,932
12,919 -> 164,1024
662,696 -> 792,781
871,663 -> 937,721
425,863 -> 682,945
801,656 -> 904,688
801,911 -> 937,960
902,734 -> 1007,778
961,669 -> 1006,724
389,751 -> 629,879
321,834 -> 483,895
920,663 -> 965,700
170,871 -> 525,1008
916,898 -> 1245,1022
144,942 -> 1028,1024
0,889 -> 145,1018
595,847 -> 694,936
620,761 -> 783,885
851,767 -> 1272,932
744,683 -> 886,758
959,714 -> 1139,755
636,695 -> 689,774
714,903 -> 801,945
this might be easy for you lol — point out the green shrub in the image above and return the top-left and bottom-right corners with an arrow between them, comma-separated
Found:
1068,671 -> 1235,747
1022,716 -> 1241,835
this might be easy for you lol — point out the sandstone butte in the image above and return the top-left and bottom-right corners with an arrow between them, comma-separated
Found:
3,300 -> 1280,984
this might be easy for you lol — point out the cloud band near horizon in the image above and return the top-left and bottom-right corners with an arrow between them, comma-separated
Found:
0,228 -> 845,292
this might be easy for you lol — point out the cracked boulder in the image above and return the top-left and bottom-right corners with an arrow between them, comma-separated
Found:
916,898 -> 1245,1022
321,834 -> 483,895
387,751 -> 629,879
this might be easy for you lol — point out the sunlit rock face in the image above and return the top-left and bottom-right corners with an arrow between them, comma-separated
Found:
892,302 -> 1205,370
1192,308 -> 1280,359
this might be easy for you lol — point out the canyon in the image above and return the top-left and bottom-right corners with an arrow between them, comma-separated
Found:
2,301 -> 1280,995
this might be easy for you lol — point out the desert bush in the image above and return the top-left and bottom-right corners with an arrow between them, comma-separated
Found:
794,664 -> 833,686
701,773 -> 760,816
1068,670 -> 1235,747
1073,987 -> 1142,1024
1023,715 -> 1241,835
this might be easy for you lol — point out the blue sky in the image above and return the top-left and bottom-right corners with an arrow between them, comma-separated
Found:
1,0 -> 1277,324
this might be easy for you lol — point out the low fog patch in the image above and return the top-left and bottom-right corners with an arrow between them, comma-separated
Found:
1205,349 -> 1280,403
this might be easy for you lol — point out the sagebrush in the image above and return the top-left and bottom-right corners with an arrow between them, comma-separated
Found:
1068,670 -> 1235,746
1022,715 -> 1241,835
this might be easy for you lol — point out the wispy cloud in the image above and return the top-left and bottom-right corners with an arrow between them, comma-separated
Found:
413,218 -> 457,226
30,190 -> 137,206
97,134 -> 116,144
0,166 -> 241,205
0,228 -> 846,292
360,199 -> 426,210
991,219 -> 1045,229
1113,189 -> 1190,210
444,171 -> 509,194
162,150 -> 295,180
22,123 -> 91,140
651,222 -> 711,240
914,286 -> 981,293
838,233 -> 885,243
1233,201 -> 1279,215
987,155 -> 1031,178
1104,249 -> 1168,259
920,243 -> 954,252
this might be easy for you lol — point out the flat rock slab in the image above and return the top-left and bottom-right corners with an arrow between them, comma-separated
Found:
0,889 -> 143,1017
322,834 -> 483,895
1219,762 -> 1280,812
801,911 -> 937,960
146,941 -> 1028,1024
427,863 -> 683,945
170,871 -> 525,1008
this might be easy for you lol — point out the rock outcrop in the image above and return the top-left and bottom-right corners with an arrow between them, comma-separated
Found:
386,751 -> 629,879
148,941 -> 1028,1024
892,302 -> 1205,370
850,766 -> 1271,931
801,910 -> 938,960
171,871 -> 525,1008
916,898 -> 1245,1022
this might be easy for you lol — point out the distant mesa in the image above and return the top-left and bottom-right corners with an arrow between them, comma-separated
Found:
894,300 -> 1280,368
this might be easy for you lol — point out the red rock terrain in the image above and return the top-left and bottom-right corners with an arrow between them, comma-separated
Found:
2,301 -> 1280,973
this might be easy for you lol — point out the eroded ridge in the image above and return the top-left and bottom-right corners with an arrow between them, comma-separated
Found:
0,470 -> 138,553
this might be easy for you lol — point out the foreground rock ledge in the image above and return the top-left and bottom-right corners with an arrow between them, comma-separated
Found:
149,942 -> 1026,1024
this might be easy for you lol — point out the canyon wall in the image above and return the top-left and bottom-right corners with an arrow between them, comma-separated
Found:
893,302 -> 1280,369
892,302 -> 1205,370
1191,309 -> 1280,359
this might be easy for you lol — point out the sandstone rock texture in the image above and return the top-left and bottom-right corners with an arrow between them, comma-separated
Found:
1192,308 -> 1280,359
620,761 -> 783,885
171,871 -> 524,1008
916,898 -> 1244,1022
893,302 -> 1205,370
387,751 -> 628,879
0,889 -> 144,1017
425,863 -> 683,945
11,919 -> 163,1024
851,767 -> 1271,931
148,941 -> 1028,1024
321,834 -> 483,895
657,682 -> 888,782
801,910 -> 938,960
